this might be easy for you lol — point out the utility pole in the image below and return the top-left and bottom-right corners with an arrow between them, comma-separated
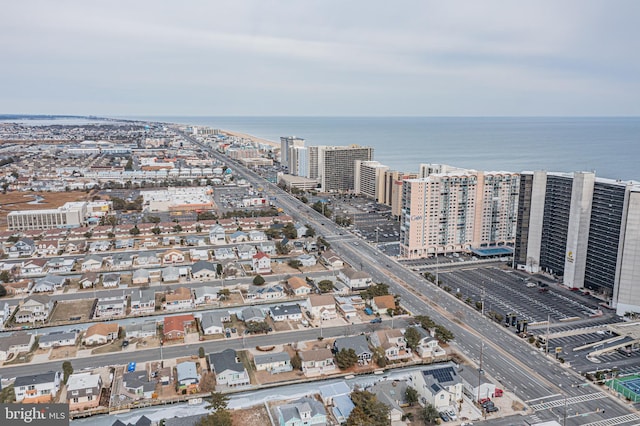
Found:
546,313 -> 550,357
435,254 -> 439,286
477,341 -> 484,403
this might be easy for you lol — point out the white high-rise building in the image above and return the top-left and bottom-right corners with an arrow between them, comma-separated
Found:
354,161 -> 389,201
290,146 -> 309,177
315,145 -> 373,192
280,136 -> 305,169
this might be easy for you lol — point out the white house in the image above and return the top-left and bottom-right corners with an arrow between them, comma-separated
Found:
213,247 -> 236,260
338,267 -> 372,291
125,321 -> 157,339
83,323 -> 119,346
237,244 -> 257,260
81,255 -> 103,271
94,296 -> 127,318
193,286 -> 221,306
270,304 -> 303,322
253,352 -> 292,374
208,225 -> 226,244
130,288 -> 156,315
199,311 -> 230,335
38,331 -> 77,348
370,328 -> 412,362
299,348 -> 336,375
191,261 -> 217,280
15,295 -> 52,324
248,230 -> 267,242
102,273 -> 120,288
308,294 -> 337,320
209,349 -> 250,387
254,285 -> 285,300
411,363 -> 463,410
14,371 -> 62,403
0,332 -> 35,361
252,252 -> 271,274
286,276 -> 312,297
296,254 -> 317,267
31,274 -> 67,293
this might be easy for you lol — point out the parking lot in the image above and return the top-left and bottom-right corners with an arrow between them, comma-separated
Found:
437,266 -> 603,324
214,186 -> 269,214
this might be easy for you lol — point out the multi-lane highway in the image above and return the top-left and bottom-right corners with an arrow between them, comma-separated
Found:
183,129 -> 639,425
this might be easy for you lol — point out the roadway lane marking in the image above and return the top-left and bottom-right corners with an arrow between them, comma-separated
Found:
582,414 -> 640,426
529,392 -> 608,410
525,393 -> 562,403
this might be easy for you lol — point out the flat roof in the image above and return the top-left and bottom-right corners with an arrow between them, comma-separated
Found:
471,246 -> 513,257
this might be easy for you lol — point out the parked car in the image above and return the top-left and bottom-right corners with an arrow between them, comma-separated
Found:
370,317 -> 382,324
439,411 -> 450,422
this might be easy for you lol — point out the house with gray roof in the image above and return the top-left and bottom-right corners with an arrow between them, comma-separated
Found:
276,397 -> 327,426
269,304 -> 303,322
31,274 -> 67,293
199,311 -> 230,335
162,266 -> 180,282
334,335 -> 373,364
130,288 -> 156,315
125,321 -> 157,339
162,414 -> 206,426
191,261 -> 217,280
102,273 -> 121,288
38,331 -> 77,348
253,352 -> 292,374
237,244 -> 257,260
15,294 -> 52,324
369,379 -> 409,423
209,224 -> 226,244
82,254 -> 104,271
457,365 -> 496,402
193,286 -> 220,306
241,306 -> 266,323
0,332 -> 35,361
132,268 -> 150,286
123,371 -> 156,399
14,371 -> 62,403
411,362 -> 463,410
176,361 -> 199,390
208,348 -> 250,387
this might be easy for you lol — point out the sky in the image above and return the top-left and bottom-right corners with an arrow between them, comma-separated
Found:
1,0 -> 639,116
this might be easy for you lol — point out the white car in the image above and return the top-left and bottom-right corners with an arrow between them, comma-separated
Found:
447,410 -> 457,420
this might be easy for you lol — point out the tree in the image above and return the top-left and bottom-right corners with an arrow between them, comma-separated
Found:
147,215 -> 161,224
414,315 -> 436,330
253,275 -> 265,286
405,386 -> 419,407
197,211 -> 217,221
305,225 -> 316,237
197,391 -> 232,426
218,288 -> 230,300
275,241 -> 290,255
0,270 -> 11,283
282,223 -> 297,239
420,404 -> 440,424
0,284 -> 6,298
372,346 -> 387,368
361,283 -> 389,300
291,352 -> 302,370
434,325 -> 454,343
62,361 -> 73,384
288,259 -> 302,269
129,225 -> 140,236
204,390 -> 230,412
152,227 -> 161,235
404,327 -> 421,351
173,224 -> 183,233
216,263 -> 223,277
199,347 -> 205,358
318,280 -> 334,293
347,390 -> 390,426
336,348 -> 358,370
0,385 -> 15,403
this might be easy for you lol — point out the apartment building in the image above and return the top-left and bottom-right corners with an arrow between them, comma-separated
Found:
8,202 -> 87,231
354,160 -> 389,201
514,171 -> 640,315
400,166 -> 519,258
381,170 -> 418,219
289,146 -> 308,177
280,136 -> 305,169
316,145 -> 373,192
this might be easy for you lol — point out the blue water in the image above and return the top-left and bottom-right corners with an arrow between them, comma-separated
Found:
114,116 -> 640,181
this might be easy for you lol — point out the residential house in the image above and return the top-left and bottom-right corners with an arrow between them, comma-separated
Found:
94,296 -> 127,318
252,252 -> 271,274
320,250 -> 343,270
319,382 -> 354,424
122,371 -> 156,400
193,286 -> 220,306
237,244 -> 257,260
35,240 -> 59,256
162,249 -> 185,264
258,241 -> 276,255
136,253 -> 160,266
370,329 -> 412,362
64,240 -> 86,254
176,361 -> 200,391
370,379 -> 409,424
308,294 -> 337,320
31,274 -> 66,293
20,259 -> 47,276
0,302 -> 12,328
67,372 -> 102,411
408,326 -> 446,359
334,335 -> 372,365
81,255 -> 103,271
208,225 -> 226,244
148,269 -> 162,282
114,239 -> 134,250
163,314 -> 195,340
218,218 -> 238,232
253,352 -> 292,374
299,348 -> 336,375
130,288 -> 156,315
372,295 -> 396,314
229,231 -> 249,243
162,287 -> 193,311
79,271 -> 99,289
111,253 -> 134,269
213,247 -> 236,260
286,276 -> 312,297
15,294 -> 53,324
83,323 -> 119,346
411,363 -> 463,410
241,306 -> 266,323
4,279 -> 31,296
208,349 -> 250,387
254,285 -> 285,300
14,371 -> 62,403
294,223 -> 308,239
185,236 -> 206,247
162,266 -> 180,283
38,331 -> 77,349
0,332 -> 35,361
188,248 -> 209,262
276,397 -> 327,426
248,230 -> 267,242
238,218 -> 257,230
296,254 -> 317,267
269,304 -> 303,322
191,261 -> 217,280
199,311 -> 230,335
125,321 -> 157,339
132,268 -> 150,285
458,366 -> 496,402
89,240 -> 111,252
45,257 -> 75,273
8,238 -> 36,258
338,268 -> 372,291
102,273 -> 121,288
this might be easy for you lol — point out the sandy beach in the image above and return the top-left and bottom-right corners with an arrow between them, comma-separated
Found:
221,129 -> 279,149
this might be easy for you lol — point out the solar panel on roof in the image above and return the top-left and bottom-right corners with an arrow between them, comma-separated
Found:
425,367 -> 455,384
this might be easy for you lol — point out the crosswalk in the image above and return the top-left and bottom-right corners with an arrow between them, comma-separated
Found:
582,413 -> 640,426
529,392 -> 608,410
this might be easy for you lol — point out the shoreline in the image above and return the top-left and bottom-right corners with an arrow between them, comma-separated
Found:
220,129 -> 280,149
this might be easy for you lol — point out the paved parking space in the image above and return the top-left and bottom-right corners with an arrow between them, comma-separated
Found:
438,267 -> 603,325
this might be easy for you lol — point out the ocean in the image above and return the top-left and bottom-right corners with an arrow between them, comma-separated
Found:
127,116 -> 640,181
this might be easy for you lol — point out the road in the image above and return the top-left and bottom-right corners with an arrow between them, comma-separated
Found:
179,130 -> 639,425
